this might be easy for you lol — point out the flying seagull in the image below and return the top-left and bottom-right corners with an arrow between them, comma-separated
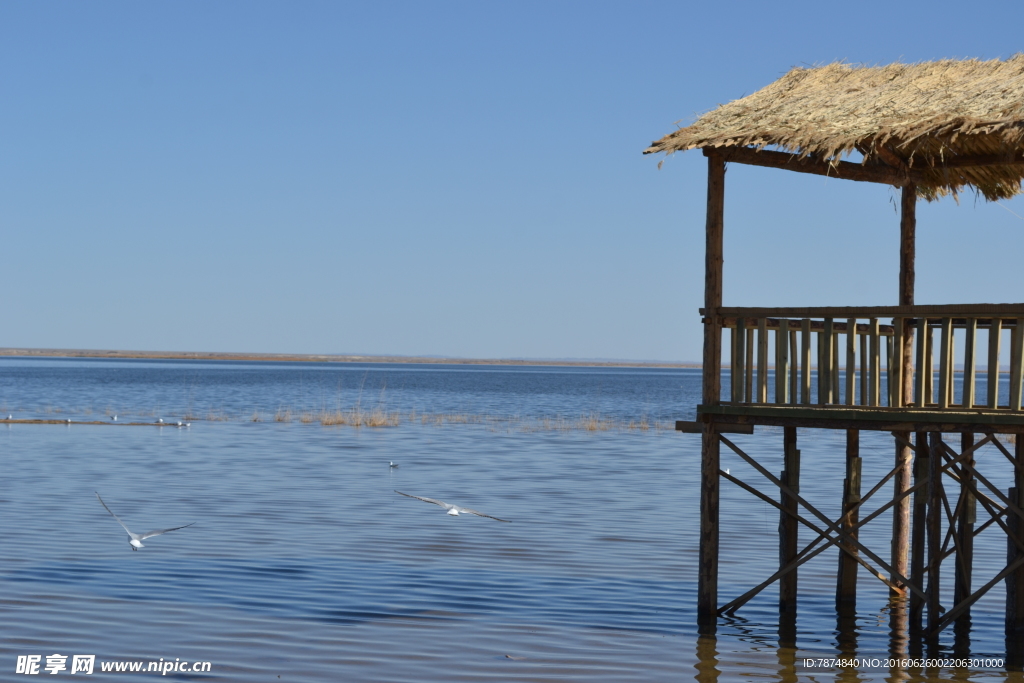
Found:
394,490 -> 510,522
95,492 -> 195,551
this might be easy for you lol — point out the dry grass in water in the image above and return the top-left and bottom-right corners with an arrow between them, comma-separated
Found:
274,408 -> 292,423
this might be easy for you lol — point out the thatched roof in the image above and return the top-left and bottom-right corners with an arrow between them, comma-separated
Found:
645,56 -> 1024,200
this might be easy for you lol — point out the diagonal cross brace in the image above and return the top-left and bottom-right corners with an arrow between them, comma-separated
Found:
719,434 -> 926,601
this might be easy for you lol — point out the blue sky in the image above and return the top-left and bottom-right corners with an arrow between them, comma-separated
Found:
1,1 -> 1022,362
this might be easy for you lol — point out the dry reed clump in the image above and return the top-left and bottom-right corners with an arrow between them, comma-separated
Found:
205,410 -> 231,422
318,408 -> 400,427
274,408 -> 292,423
250,411 -> 263,422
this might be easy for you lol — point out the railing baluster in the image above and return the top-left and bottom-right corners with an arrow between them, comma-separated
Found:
757,318 -> 768,403
915,317 -> 927,407
949,328 -> 956,407
938,318 -> 953,409
775,319 -> 789,404
886,334 -> 894,407
801,319 -> 811,404
745,327 -> 754,402
859,331 -> 868,406
845,318 -> 856,405
831,328 -> 840,404
732,318 -> 744,403
925,321 -> 934,406
892,318 -> 904,407
988,318 -> 1002,409
869,318 -> 880,407
963,318 -> 977,408
1011,318 -> 1024,411
789,328 -> 798,404
818,319 -> 832,404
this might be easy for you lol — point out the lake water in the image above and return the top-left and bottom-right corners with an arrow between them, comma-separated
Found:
0,358 -> 1019,681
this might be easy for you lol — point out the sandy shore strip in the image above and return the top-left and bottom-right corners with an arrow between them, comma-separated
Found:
0,348 -> 699,369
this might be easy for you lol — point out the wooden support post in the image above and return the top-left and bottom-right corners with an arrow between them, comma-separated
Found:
964,319 -> 977,409
900,184 -> 917,405
779,426 -> 799,616
910,431 -> 929,628
989,319 -> 1002,409
927,432 -> 944,633
888,204 -> 913,593
1008,437 -> 1024,636
954,433 -> 975,624
892,428 -> 912,595
699,423 -> 720,631
837,430 -> 861,613
776,320 -> 789,404
698,152 -> 725,631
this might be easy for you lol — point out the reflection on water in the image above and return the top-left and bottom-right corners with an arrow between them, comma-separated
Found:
0,359 -> 1022,680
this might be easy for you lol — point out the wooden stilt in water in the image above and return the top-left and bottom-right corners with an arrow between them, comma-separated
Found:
910,431 -> 929,629
1008,436 -> 1024,638
892,433 -> 913,594
697,151 -> 725,633
837,429 -> 861,614
779,426 -> 800,618
954,433 -> 975,627
927,432 -> 944,633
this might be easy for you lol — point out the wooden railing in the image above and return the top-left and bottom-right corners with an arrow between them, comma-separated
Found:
700,305 -> 1024,411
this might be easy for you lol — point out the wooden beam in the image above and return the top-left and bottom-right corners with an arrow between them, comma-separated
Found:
698,404 -> 1024,429
704,304 -> 1024,319
705,146 -> 918,186
676,421 -> 752,434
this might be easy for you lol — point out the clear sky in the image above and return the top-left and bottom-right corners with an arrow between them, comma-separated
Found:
2,1 -> 1023,362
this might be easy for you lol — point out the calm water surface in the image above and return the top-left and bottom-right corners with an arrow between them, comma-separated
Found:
0,358 -> 1020,681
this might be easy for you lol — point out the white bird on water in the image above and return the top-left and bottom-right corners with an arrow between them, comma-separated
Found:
95,493 -> 195,551
395,490 -> 510,522
157,418 -> 163,424
111,415 -> 117,421
389,461 -> 399,468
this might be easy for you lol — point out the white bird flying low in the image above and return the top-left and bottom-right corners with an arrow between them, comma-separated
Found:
394,490 -> 510,522
95,492 -> 195,551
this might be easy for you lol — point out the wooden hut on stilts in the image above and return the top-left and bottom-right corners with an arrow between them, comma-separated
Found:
645,56 -> 1024,652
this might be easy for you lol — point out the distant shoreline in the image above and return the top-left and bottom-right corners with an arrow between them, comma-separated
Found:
0,348 -> 701,370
